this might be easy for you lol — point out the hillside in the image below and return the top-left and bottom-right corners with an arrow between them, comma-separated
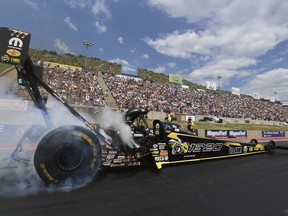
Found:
27,49 -> 204,89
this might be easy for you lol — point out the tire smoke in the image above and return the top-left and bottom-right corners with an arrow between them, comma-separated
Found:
98,107 -> 139,148
0,94 -> 88,197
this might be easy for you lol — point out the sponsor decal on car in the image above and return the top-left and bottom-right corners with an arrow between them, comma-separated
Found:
169,139 -> 223,155
243,146 -> 248,153
229,146 -> 242,154
106,154 -> 116,159
122,158 -> 130,163
6,49 -> 21,57
151,150 -> 160,155
160,150 -> 168,157
183,154 -> 196,158
158,143 -> 166,150
103,161 -> 111,166
154,156 -> 168,161
113,159 -> 122,163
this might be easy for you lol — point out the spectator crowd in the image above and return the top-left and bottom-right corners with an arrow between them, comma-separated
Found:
103,73 -> 288,122
16,65 -> 107,107
7,64 -> 288,122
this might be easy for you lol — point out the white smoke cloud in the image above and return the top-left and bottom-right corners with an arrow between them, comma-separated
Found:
0,93 -> 89,196
0,93 -> 141,196
0,70 -> 141,196
98,107 -> 139,148
0,154 -> 44,197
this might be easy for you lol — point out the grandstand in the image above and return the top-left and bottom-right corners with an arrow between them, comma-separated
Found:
1,49 -> 288,127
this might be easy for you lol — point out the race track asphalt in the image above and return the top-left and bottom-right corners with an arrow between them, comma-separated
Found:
1,141 -> 288,216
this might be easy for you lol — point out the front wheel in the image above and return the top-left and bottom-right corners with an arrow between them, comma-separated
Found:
265,140 -> 276,154
34,125 -> 102,186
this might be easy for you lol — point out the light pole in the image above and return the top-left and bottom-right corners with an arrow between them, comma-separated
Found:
217,75 -> 222,91
274,91 -> 277,102
83,40 -> 94,69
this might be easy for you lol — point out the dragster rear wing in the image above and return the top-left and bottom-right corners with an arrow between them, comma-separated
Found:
0,27 -> 94,130
0,27 -> 31,65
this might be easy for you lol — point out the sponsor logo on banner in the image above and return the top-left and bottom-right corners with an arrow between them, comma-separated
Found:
206,130 -> 247,138
228,130 -> 247,138
262,131 -> 285,137
206,130 -> 228,138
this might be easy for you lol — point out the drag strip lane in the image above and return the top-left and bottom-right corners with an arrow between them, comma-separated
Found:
0,141 -> 288,216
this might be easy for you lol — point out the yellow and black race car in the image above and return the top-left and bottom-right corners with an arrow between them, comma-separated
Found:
32,107 -> 276,186
0,27 -> 277,187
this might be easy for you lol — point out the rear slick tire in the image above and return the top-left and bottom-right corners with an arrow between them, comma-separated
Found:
34,125 -> 102,186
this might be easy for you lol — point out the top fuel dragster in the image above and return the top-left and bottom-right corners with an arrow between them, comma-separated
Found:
0,27 -> 280,186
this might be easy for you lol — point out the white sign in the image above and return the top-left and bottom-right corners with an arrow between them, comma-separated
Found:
231,87 -> 240,95
186,115 -> 196,122
253,92 -> 260,100
206,81 -> 216,90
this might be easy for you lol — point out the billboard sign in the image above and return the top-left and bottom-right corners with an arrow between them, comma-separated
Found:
169,73 -> 182,85
206,81 -> 217,90
121,64 -> 138,76
232,87 -> 240,96
262,131 -> 285,137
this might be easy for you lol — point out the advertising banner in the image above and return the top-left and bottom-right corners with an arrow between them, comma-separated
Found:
43,61 -> 82,71
169,73 -> 183,85
232,87 -> 240,96
206,81 -> 217,90
205,130 -> 228,138
227,130 -> 247,138
205,130 -> 247,138
121,65 -> 138,76
262,131 -> 285,137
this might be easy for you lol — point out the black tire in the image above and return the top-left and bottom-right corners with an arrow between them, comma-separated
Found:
34,125 -> 102,186
265,140 -> 276,154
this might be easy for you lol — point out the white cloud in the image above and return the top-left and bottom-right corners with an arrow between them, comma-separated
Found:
117,36 -> 124,44
167,62 -> 176,68
187,57 -> 257,85
109,58 -> 129,65
142,53 -> 149,59
92,0 -> 112,19
64,17 -> 78,31
64,0 -> 91,9
91,0 -> 112,33
149,65 -> 166,74
64,0 -> 112,33
242,68 -> 288,101
147,0 -> 229,23
54,39 -> 73,54
144,30 -> 218,59
24,0 -> 41,10
271,57 -> 284,65
95,21 -> 107,33
146,0 -> 288,101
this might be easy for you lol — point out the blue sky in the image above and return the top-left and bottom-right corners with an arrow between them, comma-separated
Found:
1,0 -> 288,102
